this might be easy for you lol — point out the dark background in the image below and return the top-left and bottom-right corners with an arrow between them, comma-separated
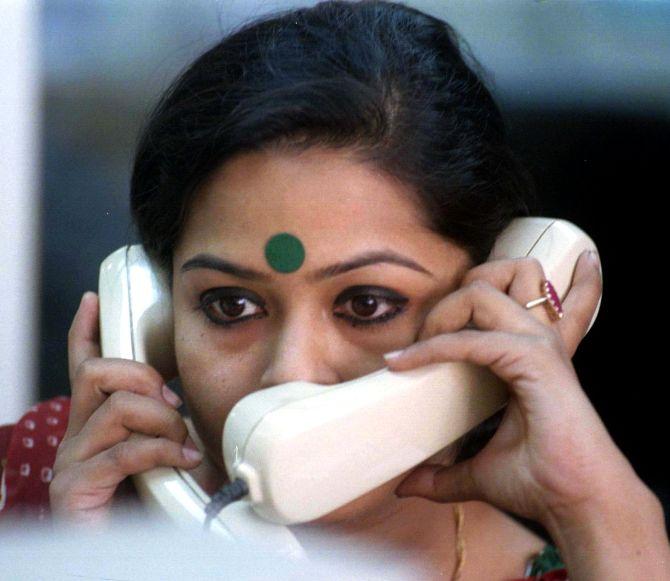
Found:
39,1 -> 669,524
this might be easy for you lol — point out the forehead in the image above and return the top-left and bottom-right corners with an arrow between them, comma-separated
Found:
175,147 -> 444,262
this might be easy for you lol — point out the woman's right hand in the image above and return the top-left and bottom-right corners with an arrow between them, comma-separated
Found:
49,291 -> 203,524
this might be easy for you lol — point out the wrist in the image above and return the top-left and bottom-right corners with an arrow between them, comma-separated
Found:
541,478 -> 670,579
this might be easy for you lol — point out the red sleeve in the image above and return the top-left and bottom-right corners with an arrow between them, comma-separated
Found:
0,396 -> 71,521
0,424 -> 13,512
0,424 -> 12,457
510,569 -> 568,580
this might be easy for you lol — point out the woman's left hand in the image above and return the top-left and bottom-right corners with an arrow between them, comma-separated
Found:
387,249 -> 639,524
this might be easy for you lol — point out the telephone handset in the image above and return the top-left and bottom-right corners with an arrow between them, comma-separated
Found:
98,217 -> 600,551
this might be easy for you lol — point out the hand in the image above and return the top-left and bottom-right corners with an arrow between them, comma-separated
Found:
49,292 -> 202,524
387,250 -> 637,523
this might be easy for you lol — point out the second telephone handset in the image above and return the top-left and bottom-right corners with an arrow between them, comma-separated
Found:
98,217 -> 600,551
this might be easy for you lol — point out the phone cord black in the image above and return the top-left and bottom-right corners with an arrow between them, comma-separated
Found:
203,478 -> 250,532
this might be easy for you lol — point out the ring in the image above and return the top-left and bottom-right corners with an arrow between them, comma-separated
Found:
525,280 -> 564,320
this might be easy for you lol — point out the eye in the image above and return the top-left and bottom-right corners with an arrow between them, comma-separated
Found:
197,287 -> 266,327
196,285 -> 409,329
333,286 -> 409,327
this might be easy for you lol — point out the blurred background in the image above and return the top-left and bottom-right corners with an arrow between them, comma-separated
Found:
2,0 -> 669,528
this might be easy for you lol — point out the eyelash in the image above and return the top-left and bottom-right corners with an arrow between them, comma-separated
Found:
196,286 -> 409,329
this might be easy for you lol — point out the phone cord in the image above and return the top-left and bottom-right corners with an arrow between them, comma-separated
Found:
203,478 -> 250,532
452,503 -> 466,580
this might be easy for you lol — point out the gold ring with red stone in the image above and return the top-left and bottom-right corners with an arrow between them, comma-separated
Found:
524,280 -> 564,320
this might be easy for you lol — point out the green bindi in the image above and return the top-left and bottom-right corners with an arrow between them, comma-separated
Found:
264,232 -> 305,273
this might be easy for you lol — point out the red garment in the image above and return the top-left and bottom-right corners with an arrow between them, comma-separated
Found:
0,396 -> 70,520
0,396 -> 568,579
511,571 -> 568,581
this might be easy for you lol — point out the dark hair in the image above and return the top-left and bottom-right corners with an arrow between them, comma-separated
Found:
130,0 -> 535,459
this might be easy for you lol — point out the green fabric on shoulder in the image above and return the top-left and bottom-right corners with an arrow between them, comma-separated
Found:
528,544 -> 565,576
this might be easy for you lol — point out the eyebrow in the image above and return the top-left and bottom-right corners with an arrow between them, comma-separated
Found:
180,249 -> 434,282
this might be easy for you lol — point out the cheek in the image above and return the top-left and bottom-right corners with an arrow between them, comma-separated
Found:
175,323 -> 261,402
175,336 -> 228,456
174,320 -> 265,462
175,325 -> 220,402
173,305 -> 242,400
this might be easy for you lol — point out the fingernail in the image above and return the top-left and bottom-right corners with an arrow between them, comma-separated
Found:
182,447 -> 202,462
587,250 -> 600,268
384,349 -> 405,361
162,385 -> 183,408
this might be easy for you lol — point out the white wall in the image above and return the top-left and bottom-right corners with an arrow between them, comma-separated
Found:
0,0 -> 40,424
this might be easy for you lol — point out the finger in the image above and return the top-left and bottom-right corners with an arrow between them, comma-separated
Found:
62,391 -> 188,463
67,358 -> 173,437
395,461 -> 480,503
68,292 -> 101,380
557,250 -> 603,357
51,435 -> 202,497
461,257 -> 553,327
417,280 -> 545,342
386,329 -> 573,397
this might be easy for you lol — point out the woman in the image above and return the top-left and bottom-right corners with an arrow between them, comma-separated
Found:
2,1 -> 667,578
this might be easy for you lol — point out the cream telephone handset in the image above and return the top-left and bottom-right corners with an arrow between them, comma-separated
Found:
98,217 -> 600,552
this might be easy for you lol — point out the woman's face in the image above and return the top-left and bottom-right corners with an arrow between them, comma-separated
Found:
172,147 -> 472,524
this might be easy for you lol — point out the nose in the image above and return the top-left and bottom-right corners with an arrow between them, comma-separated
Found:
257,309 -> 342,390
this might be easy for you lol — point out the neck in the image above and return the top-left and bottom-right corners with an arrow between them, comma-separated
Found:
291,494 -> 464,579
184,418 -> 467,578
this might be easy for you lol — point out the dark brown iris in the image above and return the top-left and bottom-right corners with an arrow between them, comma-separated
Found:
218,297 -> 246,318
351,295 -> 378,317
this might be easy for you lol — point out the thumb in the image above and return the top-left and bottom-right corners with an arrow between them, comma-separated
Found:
395,461 -> 480,503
